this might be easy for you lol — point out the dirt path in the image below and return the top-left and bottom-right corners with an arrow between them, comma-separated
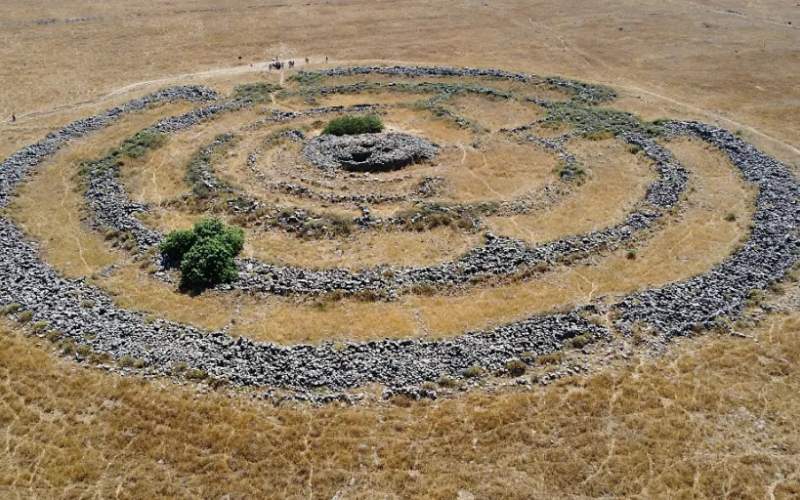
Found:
7,56 -> 799,161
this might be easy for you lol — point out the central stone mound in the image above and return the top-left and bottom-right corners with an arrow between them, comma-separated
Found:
304,132 -> 438,173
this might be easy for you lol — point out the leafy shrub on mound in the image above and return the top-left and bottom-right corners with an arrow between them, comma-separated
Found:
322,115 -> 384,136
118,129 -> 167,158
233,82 -> 282,103
160,218 -> 244,290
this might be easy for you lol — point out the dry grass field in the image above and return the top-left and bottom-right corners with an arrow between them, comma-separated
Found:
1,1 -> 799,498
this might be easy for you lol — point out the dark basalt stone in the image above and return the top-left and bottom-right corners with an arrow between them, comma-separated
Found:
303,132 -> 438,172
0,67 -> 797,402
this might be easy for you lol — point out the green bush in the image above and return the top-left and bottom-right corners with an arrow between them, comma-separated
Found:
322,115 -> 384,136
179,238 -> 239,289
160,218 -> 245,290
160,229 -> 197,266
192,218 -> 244,254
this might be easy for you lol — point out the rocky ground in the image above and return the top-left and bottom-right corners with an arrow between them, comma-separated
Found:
1,67 -> 798,403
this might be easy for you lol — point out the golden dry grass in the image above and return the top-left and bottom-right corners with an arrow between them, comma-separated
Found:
1,307 -> 798,498
9,123 -> 754,344
443,94 -> 544,131
485,137 -> 655,242
2,1 -> 800,496
121,107 -> 265,205
9,101 -> 195,278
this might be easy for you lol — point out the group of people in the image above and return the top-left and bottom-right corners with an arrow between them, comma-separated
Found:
5,54 -> 334,124
267,55 -> 328,71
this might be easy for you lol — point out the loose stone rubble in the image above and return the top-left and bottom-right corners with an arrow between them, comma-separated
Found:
613,121 -> 800,337
83,124 -> 687,299
1,67 -> 797,399
303,132 -> 438,172
308,65 -> 617,103
79,91 -> 689,298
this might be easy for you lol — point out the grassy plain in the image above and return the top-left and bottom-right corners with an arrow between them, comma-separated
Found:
1,0 -> 799,497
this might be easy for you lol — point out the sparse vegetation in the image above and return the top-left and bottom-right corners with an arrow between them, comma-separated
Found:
394,204 -> 482,232
505,358 -> 527,376
566,332 -> 594,349
16,310 -> 33,324
538,351 -> 564,365
118,129 -> 167,158
185,134 -> 235,199
542,101 -> 664,138
232,82 -> 281,103
463,365 -> 484,378
322,114 -> 384,136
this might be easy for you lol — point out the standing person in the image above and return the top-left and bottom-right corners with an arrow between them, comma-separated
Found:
11,113 -> 15,123
325,55 -> 328,63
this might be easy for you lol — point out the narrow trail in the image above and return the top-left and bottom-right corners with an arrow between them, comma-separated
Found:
5,56 -> 798,162
515,19 -> 800,160
9,56 -> 320,124
59,167 -> 90,273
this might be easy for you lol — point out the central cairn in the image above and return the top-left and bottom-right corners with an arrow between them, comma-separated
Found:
303,114 -> 438,172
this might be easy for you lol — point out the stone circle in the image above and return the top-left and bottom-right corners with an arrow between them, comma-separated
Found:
1,66 -> 797,402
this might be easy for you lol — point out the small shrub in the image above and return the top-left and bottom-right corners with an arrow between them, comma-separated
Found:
505,358 -> 527,377
60,340 -> 76,355
567,333 -> 594,349
538,352 -> 564,365
421,381 -> 438,392
31,320 -> 49,333
463,365 -> 484,378
411,283 -> 437,296
89,352 -> 112,364
186,368 -> 208,380
17,310 -> 33,323
119,355 -> 135,368
322,115 -> 384,136
1,303 -> 21,316
626,249 -> 637,260
119,129 -> 167,158
437,375 -> 459,388
724,212 -> 737,222
76,344 -> 92,357
585,130 -> 615,141
557,161 -> 586,181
